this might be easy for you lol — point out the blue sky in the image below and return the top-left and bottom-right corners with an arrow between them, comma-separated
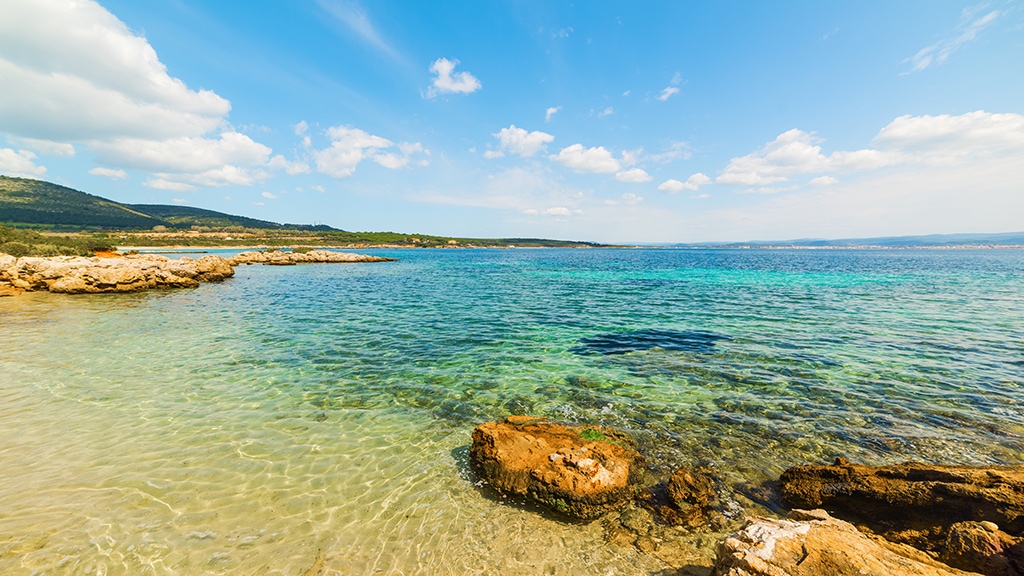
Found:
1,0 -> 1022,242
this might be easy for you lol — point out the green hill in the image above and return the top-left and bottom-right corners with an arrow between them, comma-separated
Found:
130,204 -> 287,229
0,176 -> 340,231
0,176 -> 163,229
0,176 -> 604,249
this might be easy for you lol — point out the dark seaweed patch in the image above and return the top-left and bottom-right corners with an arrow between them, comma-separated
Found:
571,328 -> 729,355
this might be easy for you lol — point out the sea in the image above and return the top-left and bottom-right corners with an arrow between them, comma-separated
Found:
2,247 -> 1023,575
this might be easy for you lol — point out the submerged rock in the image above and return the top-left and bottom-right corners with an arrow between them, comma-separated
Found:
712,509 -> 979,576
570,328 -> 729,355
227,249 -> 395,266
469,416 -> 645,521
0,253 -> 234,294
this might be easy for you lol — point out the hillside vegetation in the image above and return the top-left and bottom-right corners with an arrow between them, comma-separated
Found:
0,176 -> 163,229
0,176 -> 604,252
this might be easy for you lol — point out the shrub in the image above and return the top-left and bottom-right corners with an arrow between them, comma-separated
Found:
0,241 -> 32,257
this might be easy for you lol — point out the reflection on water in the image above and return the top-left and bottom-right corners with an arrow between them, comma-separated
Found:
2,248 -> 1023,574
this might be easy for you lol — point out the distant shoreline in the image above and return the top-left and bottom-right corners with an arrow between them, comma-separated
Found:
115,243 -> 1024,252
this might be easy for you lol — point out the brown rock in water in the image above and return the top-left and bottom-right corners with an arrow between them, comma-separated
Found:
780,459 -> 1024,536
227,249 -> 395,266
662,467 -> 729,528
469,416 -> 644,521
0,253 -> 235,294
712,509 -> 980,576
780,459 -> 1024,575
940,522 -> 1022,576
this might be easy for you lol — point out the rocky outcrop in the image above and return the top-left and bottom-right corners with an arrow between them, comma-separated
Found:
712,509 -> 980,576
780,459 -> 1024,542
780,459 -> 1024,575
0,253 -> 234,294
469,416 -> 645,521
227,249 -> 395,266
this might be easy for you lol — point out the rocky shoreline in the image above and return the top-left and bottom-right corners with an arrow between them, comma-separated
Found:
471,416 -> 1024,576
0,249 -> 394,295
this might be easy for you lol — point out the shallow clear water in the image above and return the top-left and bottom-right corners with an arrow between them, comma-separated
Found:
2,248 -> 1023,574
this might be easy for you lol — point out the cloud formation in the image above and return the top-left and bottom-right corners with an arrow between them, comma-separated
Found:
313,126 -> 427,178
717,129 -> 895,186
659,173 -> 710,193
545,106 -> 561,122
550,144 -> 622,173
906,7 -> 1002,72
88,167 -> 128,180
425,58 -> 481,97
614,168 -> 653,183
490,125 -> 554,158
717,111 -> 1024,189
0,148 -> 46,178
0,0 -> 284,190
657,87 -> 679,101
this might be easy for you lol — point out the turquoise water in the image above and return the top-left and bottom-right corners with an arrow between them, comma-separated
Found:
2,248 -> 1023,574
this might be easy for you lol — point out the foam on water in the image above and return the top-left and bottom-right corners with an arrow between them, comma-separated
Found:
2,248 -> 1023,574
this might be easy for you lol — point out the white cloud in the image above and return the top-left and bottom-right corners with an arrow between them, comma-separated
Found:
171,198 -> 187,205
809,176 -> 838,186
252,201 -> 265,206
659,173 -> 711,193
550,144 -> 621,173
294,121 -> 309,136
0,0 -> 288,190
545,106 -> 561,122
598,106 -> 614,118
717,129 -> 897,186
424,58 -> 481,97
88,167 -> 128,180
267,154 -> 310,175
906,8 -> 1001,72
313,126 -> 391,178
0,0 -> 229,142
19,138 -> 75,157
261,191 -> 277,199
542,206 -> 573,217
483,150 -> 505,159
491,125 -> 554,158
90,131 -> 272,188
374,141 -> 427,170
615,168 -> 652,183
311,185 -> 325,193
143,178 -> 194,192
718,111 -> 1024,190
670,72 -> 682,85
874,111 -> 1024,159
620,149 -> 641,167
697,110 -> 1024,241
312,126 -> 425,177
691,193 -> 711,199
657,87 -> 680,101
0,148 -> 46,178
